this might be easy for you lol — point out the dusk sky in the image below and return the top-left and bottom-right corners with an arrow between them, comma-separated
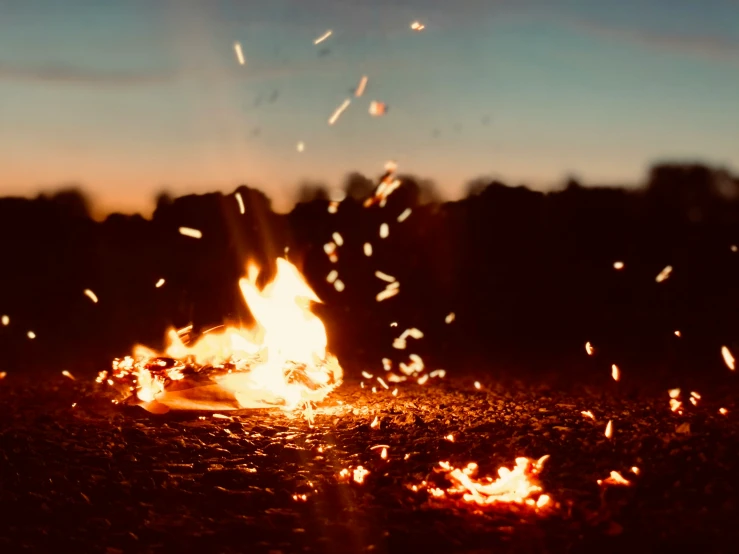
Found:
1,0 -> 738,215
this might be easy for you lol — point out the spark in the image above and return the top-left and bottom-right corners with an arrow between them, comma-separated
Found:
212,413 -> 231,420
326,270 -> 339,284
474,381 -> 481,390
370,416 -> 380,429
382,358 -> 392,371
353,466 -> 369,484
334,279 -> 345,292
355,75 -> 368,97
381,447 -> 388,459
429,369 -> 446,378
445,312 -> 455,324
585,341 -> 594,355
155,278 -> 165,288
392,388 -> 398,396
631,466 -> 640,475
417,374 -> 429,385
61,370 -> 75,380
368,101 -> 387,116
0,372 -> 7,379
233,41 -> 246,65
674,330 -> 681,337
363,242 -> 373,257
27,331 -> 36,340
690,391 -> 701,399
410,21 -> 425,31
332,232 -> 344,246
235,192 -> 245,214
71,402 -> 76,408
390,322 -> 398,327
379,223 -> 389,239
670,398 -> 683,413
1,315 -> 8,326
655,265 -> 672,283
598,471 -> 630,486
605,420 -> 613,439
328,201 -> 339,214
328,99 -> 351,125
377,377 -> 389,389
581,410 -> 596,420
444,434 -> 455,442
83,289 -> 98,304
611,364 -> 620,382
376,287 -> 399,302
293,494 -> 308,502
669,388 -> 681,398
314,30 -> 333,44
362,371 -> 373,379
613,261 -> 624,270
719,407 -> 728,415
375,271 -> 396,283
721,346 -> 735,370
397,208 -> 412,222
297,141 -> 305,153
731,245 -> 738,252
179,227 -> 202,239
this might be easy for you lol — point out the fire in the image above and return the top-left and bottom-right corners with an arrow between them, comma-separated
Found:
101,258 -> 342,419
416,456 -> 552,509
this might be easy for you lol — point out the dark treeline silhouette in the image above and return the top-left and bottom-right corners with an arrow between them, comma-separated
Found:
1,163 -> 738,384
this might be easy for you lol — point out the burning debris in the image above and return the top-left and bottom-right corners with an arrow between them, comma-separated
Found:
99,258 -> 342,421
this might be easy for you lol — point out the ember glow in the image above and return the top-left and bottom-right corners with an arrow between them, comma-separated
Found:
416,457 -> 552,510
179,227 -> 202,239
611,364 -> 620,382
100,258 -> 342,419
721,346 -> 735,370
83,289 -> 98,304
155,278 -> 166,288
1,314 -> 9,326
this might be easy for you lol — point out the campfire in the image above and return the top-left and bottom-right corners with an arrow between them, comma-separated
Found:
97,258 -> 342,420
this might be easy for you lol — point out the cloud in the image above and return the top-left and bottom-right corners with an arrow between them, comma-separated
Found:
0,62 -> 179,86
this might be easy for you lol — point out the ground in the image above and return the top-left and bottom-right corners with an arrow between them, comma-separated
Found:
1,372 -> 738,553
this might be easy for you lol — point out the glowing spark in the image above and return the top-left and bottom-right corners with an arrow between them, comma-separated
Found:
721,346 -> 735,370
598,471 -> 630,486
410,21 -> 425,31
377,376 -> 389,389
362,371 -> 373,379
581,410 -> 595,420
731,245 -> 738,252
397,208 -> 412,222
719,407 -> 728,415
314,30 -> 333,44
445,312 -> 455,324
605,420 -> 613,439
328,99 -> 351,125
690,391 -> 701,400
674,330 -> 681,337
368,101 -> 387,116
179,227 -> 202,239
670,398 -> 683,413
233,42 -> 245,65
613,261 -> 624,270
363,243 -> 373,257
379,223 -> 389,239
355,75 -> 368,97
235,192 -> 245,214
293,494 -> 308,502
27,331 -> 36,340
297,141 -> 305,153
83,289 -> 98,304
375,271 -> 396,283
332,232 -> 344,246
382,358 -> 392,371
326,270 -> 338,284
212,413 -> 231,420
585,341 -> 594,355
417,374 -> 429,385
390,322 -> 398,327
429,369 -> 446,378
71,402 -> 76,408
376,287 -> 399,302
0,372 -> 7,379
155,278 -> 165,288
655,265 -> 672,283
474,381 -> 481,390
392,388 -> 398,396
334,279 -> 345,292
611,364 -> 620,382
353,466 -> 369,484
1,315 -> 9,326
328,201 -> 339,214
631,466 -> 640,475
370,416 -> 380,429
61,370 -> 75,380
669,388 -> 681,398
444,434 -> 455,442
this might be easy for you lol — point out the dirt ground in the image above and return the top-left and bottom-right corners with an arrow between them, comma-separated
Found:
1,372 -> 738,553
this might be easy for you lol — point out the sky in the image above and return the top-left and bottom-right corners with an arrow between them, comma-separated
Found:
1,0 -> 738,215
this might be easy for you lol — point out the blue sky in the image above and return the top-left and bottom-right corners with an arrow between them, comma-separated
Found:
1,0 -> 738,214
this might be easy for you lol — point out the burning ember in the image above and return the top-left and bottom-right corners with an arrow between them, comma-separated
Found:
99,258 -> 342,420
413,456 -> 552,510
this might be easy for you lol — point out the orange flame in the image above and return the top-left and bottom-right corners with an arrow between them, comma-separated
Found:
102,258 -> 342,419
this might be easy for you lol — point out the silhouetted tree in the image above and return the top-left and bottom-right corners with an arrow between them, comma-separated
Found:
48,188 -> 91,218
343,172 -> 374,202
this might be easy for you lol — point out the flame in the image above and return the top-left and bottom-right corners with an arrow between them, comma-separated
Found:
417,456 -> 552,509
103,258 -> 342,418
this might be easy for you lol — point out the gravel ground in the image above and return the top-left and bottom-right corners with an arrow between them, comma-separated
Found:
1,372 -> 738,553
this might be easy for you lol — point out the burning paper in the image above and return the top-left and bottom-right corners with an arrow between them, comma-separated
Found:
100,258 -> 342,420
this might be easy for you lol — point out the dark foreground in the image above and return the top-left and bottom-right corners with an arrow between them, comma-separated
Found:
1,373 -> 738,554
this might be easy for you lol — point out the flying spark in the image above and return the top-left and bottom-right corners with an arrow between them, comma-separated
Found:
613,261 -> 624,270
61,370 -> 75,380
233,42 -> 245,65
611,364 -> 620,382
605,420 -> 613,439
364,243 -> 373,257
332,232 -> 344,246
375,271 -> 396,283
445,312 -> 455,324
326,270 -> 338,284
674,330 -> 681,337
334,279 -> 345,292
474,381 -> 481,390
1,315 -> 9,326
655,265 -> 673,283
397,208 -> 412,222
581,410 -> 595,420
297,141 -> 305,153
355,75 -> 368,97
722,346 -> 735,370
585,341 -> 594,355
379,223 -> 389,239
410,21 -> 425,31
179,227 -> 202,239
27,331 -> 36,340
314,30 -> 333,44
155,278 -> 165,288
83,289 -> 98,304
328,99 -> 351,125
235,192 -> 245,214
